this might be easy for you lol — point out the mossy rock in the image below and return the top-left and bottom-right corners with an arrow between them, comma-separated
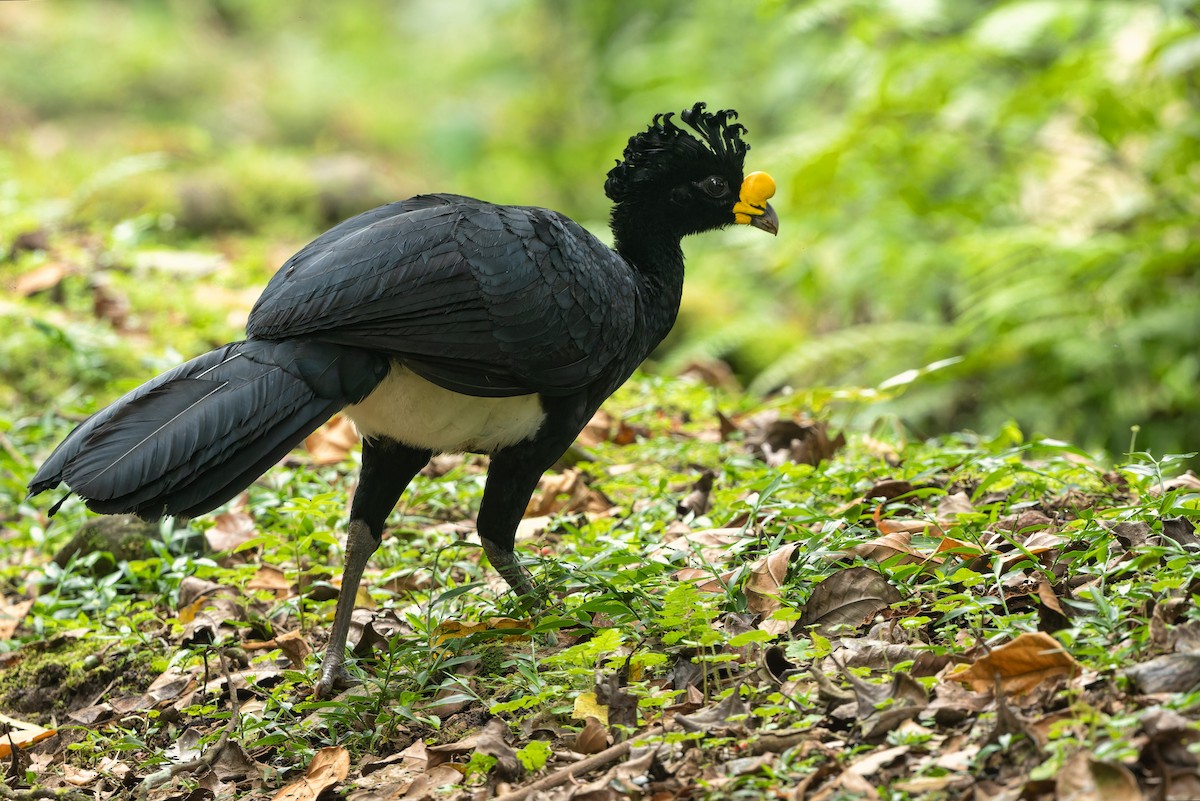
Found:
52,514 -> 161,574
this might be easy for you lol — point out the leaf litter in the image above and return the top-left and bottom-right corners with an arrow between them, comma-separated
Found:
4,384 -> 1199,799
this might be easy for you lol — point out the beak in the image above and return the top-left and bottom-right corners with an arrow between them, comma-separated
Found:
733,171 -> 779,236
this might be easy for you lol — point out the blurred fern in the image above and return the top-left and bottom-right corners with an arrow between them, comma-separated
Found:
677,0 -> 1200,456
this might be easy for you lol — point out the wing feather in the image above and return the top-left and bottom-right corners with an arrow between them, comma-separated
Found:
247,194 -> 638,397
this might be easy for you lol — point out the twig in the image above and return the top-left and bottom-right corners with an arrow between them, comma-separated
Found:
492,725 -> 664,801
137,648 -> 242,797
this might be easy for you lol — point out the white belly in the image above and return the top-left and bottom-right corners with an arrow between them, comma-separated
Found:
344,363 -> 546,454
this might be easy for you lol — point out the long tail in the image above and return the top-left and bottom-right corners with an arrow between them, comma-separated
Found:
28,339 -> 388,519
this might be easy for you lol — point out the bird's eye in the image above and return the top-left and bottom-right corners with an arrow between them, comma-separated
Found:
701,176 -> 728,198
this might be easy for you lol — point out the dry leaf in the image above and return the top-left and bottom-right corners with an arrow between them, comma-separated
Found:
932,535 -> 986,559
674,689 -> 751,734
0,598 -> 33,640
673,566 -> 735,593
246,564 -> 293,596
206,511 -> 257,552
305,415 -> 359,465
1125,653 -> 1200,694
572,716 -> 609,755
743,542 -> 799,615
678,358 -> 739,390
676,469 -> 715,518
15,261 -> 73,296
577,409 -> 642,448
275,630 -> 313,668
1035,579 -> 1068,617
428,719 -> 520,781
796,567 -> 903,636
947,632 -> 1079,695
850,531 -> 926,565
1055,752 -> 1140,801
847,744 -> 910,778
0,712 -> 56,758
865,479 -> 916,501
569,749 -> 657,798
272,746 -> 350,801
1151,471 -> 1200,495
91,277 -> 131,330
935,492 -> 975,524
525,468 -> 612,516
572,691 -> 609,726
435,617 -> 529,645
744,413 -> 845,467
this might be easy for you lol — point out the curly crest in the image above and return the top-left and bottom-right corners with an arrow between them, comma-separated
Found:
605,102 -> 749,202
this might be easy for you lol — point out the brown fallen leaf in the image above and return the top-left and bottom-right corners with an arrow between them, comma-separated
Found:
428,718 -> 520,781
272,746 -> 350,801
15,261 -> 74,296
566,748 -> 657,799
1034,579 -> 1068,618
796,567 -> 903,636
435,617 -> 530,646
0,712 -> 56,758
1150,471 -> 1200,495
0,598 -> 33,640
849,530 -> 926,565
274,630 -> 313,669
864,478 -> 916,501
847,744 -> 910,779
206,511 -> 257,552
674,689 -> 750,735
91,276 -> 132,330
352,741 -> 429,798
203,739 -> 265,786
178,583 -> 244,646
934,491 -> 975,524
947,631 -> 1079,695
304,414 -> 359,465
1125,652 -> 1200,694
678,358 -> 740,390
246,564 -> 292,596
676,468 -> 715,518
1055,751 -> 1140,801
595,671 -> 638,729
572,716 -> 609,755
743,542 -> 800,616
577,409 -> 643,448
931,534 -> 986,559
11,228 -> 50,255
743,413 -> 845,467
526,468 -> 614,517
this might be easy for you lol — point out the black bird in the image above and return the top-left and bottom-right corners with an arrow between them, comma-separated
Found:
28,102 -> 778,696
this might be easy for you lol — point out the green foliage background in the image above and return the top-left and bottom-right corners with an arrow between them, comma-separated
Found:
1,0 -> 1197,457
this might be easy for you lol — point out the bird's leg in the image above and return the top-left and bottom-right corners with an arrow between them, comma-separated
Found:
481,537 -> 536,605
313,438 -> 430,698
477,419 -> 584,610
315,517 -> 376,695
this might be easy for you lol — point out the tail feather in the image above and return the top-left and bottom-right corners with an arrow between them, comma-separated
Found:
29,339 -> 387,519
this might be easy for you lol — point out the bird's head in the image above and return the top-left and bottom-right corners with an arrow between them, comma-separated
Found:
605,102 -> 778,238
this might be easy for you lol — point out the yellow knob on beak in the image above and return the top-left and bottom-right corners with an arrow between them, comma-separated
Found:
732,171 -> 779,235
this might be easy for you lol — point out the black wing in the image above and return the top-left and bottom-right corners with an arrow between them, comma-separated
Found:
246,194 -> 639,397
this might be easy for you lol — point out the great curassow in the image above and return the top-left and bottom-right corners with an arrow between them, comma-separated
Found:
28,102 -> 778,697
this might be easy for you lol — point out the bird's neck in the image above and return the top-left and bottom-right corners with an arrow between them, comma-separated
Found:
611,211 -> 686,341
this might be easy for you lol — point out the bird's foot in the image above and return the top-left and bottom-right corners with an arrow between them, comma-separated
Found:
312,660 -> 357,700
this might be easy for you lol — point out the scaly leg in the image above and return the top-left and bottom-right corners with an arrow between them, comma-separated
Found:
476,409 -> 587,609
314,438 -> 430,697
